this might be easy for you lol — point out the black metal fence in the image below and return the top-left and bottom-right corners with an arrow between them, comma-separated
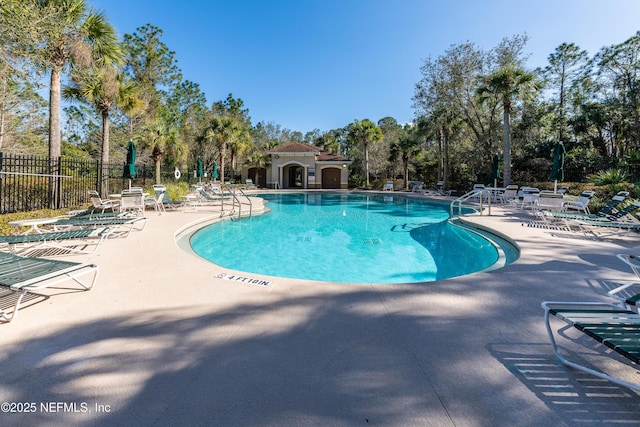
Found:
0,152 -> 213,213
0,153 -> 154,213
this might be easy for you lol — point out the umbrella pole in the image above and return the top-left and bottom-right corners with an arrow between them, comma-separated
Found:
554,180 -> 557,193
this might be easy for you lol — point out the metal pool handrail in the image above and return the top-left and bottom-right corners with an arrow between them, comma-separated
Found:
450,189 -> 490,217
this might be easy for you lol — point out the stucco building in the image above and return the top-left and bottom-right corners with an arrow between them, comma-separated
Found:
242,142 -> 351,189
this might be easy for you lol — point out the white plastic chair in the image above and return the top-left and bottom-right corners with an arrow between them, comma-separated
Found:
120,190 -> 144,216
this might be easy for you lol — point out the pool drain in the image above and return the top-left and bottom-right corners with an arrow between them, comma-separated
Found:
363,238 -> 382,245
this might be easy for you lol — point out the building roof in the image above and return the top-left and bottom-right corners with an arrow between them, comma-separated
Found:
267,142 -> 350,162
267,142 -> 320,154
317,152 -> 349,162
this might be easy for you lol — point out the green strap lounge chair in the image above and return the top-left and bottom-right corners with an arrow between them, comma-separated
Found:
0,228 -> 111,256
569,216 -> 640,238
197,188 -> 225,203
542,192 -> 631,223
565,202 -> 640,237
0,252 -> 98,322
608,200 -> 640,220
542,301 -> 640,391
52,216 -> 147,237
606,254 -> 640,312
153,185 -> 185,211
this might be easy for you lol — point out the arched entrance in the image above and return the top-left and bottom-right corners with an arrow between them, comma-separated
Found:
247,167 -> 266,188
321,167 -> 341,189
282,164 -> 305,188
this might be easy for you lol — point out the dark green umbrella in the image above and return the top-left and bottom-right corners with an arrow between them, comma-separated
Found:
549,142 -> 566,192
124,141 -> 137,188
490,154 -> 501,186
197,157 -> 204,179
212,161 -> 219,180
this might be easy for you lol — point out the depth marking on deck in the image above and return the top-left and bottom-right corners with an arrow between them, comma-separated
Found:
214,272 -> 271,286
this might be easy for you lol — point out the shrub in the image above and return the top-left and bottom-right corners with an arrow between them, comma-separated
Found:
587,169 -> 628,185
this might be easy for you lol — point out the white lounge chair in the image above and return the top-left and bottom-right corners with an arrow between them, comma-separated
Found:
533,191 -> 565,218
499,185 -> 519,204
470,183 -> 488,202
382,181 -> 394,191
514,187 -> 540,210
433,181 -> 453,196
563,190 -> 595,214
88,190 -> 119,213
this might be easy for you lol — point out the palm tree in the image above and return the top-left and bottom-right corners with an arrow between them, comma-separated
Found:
34,0 -> 122,160
477,65 -> 540,185
347,119 -> 382,188
63,59 -> 145,196
139,119 -> 185,184
200,115 -> 249,184
315,129 -> 341,154
389,125 -> 422,190
226,128 -> 253,178
11,0 -> 121,205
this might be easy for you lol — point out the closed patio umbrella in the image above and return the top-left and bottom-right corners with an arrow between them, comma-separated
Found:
490,154 -> 501,187
197,157 -> 204,180
124,140 -> 137,189
212,161 -> 219,180
549,142 -> 566,192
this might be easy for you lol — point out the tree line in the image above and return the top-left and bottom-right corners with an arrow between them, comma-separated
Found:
2,1 -> 640,195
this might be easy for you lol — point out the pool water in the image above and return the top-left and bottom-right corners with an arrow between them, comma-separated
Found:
190,192 -> 513,284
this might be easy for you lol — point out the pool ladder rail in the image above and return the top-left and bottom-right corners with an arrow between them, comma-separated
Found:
226,186 -> 252,220
199,184 -> 259,220
225,186 -> 269,221
450,188 -> 500,217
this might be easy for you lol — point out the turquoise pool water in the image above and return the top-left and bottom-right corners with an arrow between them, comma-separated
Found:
190,192 -> 516,284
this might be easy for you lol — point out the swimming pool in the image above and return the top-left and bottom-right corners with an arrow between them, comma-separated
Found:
189,192 -> 518,284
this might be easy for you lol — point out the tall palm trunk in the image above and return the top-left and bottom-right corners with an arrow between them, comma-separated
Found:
48,65 -> 62,208
0,77 -> 6,149
220,141 -> 227,184
49,66 -> 62,159
442,126 -> 450,189
0,105 -> 5,151
402,153 -> 409,190
101,110 -> 110,196
364,141 -> 369,188
502,101 -> 512,186
438,128 -> 444,181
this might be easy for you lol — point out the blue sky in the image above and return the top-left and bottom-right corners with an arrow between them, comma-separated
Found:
91,0 -> 640,134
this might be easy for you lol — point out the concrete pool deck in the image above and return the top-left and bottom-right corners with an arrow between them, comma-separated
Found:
2,193 -> 640,426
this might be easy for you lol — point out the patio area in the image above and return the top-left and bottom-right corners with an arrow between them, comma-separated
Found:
1,196 -> 640,426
